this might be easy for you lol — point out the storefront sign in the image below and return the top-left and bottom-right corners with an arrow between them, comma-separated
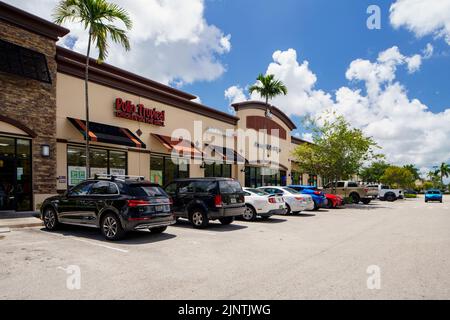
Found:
115,98 -> 165,126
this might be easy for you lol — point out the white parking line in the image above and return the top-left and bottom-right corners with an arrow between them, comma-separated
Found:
33,229 -> 129,253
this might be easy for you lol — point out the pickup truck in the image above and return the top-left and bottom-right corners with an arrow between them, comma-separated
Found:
366,184 -> 403,202
322,181 -> 378,205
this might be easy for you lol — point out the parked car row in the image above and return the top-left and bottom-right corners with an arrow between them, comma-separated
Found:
43,176 -> 436,241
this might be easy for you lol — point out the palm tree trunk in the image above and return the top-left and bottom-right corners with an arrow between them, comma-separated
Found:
85,31 -> 92,178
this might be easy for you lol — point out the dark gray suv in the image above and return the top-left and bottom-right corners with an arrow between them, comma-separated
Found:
164,178 -> 246,228
40,176 -> 175,240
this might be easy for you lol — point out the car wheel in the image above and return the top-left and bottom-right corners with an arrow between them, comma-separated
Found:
242,205 -> 257,221
350,193 -> 360,204
219,216 -> 235,225
43,207 -> 59,231
386,194 -> 396,202
285,204 -> 291,215
190,209 -> 209,229
313,202 -> 320,211
101,213 -> 125,241
149,226 -> 167,234
361,199 -> 371,205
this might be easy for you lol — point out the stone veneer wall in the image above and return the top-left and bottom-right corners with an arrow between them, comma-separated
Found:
0,19 -> 58,207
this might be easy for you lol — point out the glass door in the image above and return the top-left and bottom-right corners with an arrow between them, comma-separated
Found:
0,136 -> 32,211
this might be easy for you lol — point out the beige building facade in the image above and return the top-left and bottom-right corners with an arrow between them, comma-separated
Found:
0,3 -> 319,212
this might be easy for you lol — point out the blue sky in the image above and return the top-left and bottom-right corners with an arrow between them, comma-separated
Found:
184,0 -> 449,114
6,0 -> 450,170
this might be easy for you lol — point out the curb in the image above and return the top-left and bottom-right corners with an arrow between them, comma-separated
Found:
8,222 -> 43,229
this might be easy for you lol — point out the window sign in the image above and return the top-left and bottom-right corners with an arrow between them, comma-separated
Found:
68,166 -> 87,186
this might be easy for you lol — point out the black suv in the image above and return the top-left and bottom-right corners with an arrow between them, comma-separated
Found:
40,176 -> 175,240
164,178 -> 246,228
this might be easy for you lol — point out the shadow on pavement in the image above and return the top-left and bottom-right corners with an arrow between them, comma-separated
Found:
39,225 -> 177,245
172,219 -> 248,232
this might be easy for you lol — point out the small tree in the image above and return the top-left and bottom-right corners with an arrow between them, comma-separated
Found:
360,161 -> 390,183
438,162 -> 450,184
403,164 -> 421,181
292,115 -> 382,193
380,166 -> 415,189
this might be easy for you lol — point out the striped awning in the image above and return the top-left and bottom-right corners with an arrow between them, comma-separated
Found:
152,134 -> 203,159
68,117 -> 146,149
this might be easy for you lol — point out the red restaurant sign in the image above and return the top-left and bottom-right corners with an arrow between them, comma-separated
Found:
115,98 -> 165,126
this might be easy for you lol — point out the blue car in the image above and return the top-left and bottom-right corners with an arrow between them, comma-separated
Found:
425,189 -> 443,203
288,185 -> 327,210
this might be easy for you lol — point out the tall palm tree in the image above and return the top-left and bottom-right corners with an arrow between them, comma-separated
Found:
249,74 -> 288,118
248,74 -> 287,186
54,0 -> 132,177
438,162 -> 450,184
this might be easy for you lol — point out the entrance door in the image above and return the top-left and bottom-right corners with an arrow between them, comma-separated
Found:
0,136 -> 32,211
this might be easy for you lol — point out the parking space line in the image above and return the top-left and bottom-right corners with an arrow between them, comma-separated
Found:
32,229 -> 129,253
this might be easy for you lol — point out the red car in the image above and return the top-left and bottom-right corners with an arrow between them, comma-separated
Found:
325,193 -> 344,209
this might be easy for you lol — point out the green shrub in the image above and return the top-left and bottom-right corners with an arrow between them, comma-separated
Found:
404,194 -> 417,198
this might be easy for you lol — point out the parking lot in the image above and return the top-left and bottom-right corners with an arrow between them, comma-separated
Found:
1,196 -> 449,300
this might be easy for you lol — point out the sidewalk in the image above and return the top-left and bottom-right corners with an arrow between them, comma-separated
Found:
0,211 -> 42,230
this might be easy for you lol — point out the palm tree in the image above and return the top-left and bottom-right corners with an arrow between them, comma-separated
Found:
249,74 -> 288,118
438,162 -> 450,184
53,0 -> 132,177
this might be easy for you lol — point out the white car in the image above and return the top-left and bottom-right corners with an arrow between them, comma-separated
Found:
242,188 -> 287,221
258,186 -> 315,214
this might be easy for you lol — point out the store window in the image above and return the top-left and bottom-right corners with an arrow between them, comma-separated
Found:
291,171 -> 303,185
67,146 -> 127,186
245,166 -> 286,188
204,163 -> 232,178
308,174 -> 318,187
150,155 -> 189,186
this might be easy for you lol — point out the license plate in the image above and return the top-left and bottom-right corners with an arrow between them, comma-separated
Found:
230,198 -> 237,204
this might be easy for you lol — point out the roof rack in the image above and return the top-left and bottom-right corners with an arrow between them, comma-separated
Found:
93,174 -> 146,182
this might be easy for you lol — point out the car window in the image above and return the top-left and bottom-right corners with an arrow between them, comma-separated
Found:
347,182 -> 358,188
219,180 -> 242,194
381,185 -> 390,189
244,192 -> 252,196
246,188 -> 268,196
178,181 -> 195,194
90,181 -> 118,195
129,184 -> 168,197
69,181 -> 95,196
283,187 -> 300,194
336,182 -> 345,188
165,183 -> 178,194
195,181 -> 218,194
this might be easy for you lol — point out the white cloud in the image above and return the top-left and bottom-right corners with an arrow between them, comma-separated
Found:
390,0 -> 450,45
224,85 -> 247,105
5,0 -> 231,86
423,43 -> 434,58
225,47 -> 450,168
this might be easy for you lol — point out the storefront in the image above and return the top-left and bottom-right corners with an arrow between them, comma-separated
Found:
0,3 -> 321,212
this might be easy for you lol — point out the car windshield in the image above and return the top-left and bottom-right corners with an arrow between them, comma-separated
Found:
283,187 -> 300,194
427,191 -> 441,195
246,188 -> 268,196
129,184 -> 168,197
219,180 -> 242,193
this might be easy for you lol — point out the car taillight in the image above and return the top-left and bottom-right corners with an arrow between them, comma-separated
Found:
364,188 -> 369,192
239,194 -> 245,202
314,191 -> 321,195
127,199 -> 151,207
268,197 -> 276,204
214,195 -> 223,208
295,197 -> 305,201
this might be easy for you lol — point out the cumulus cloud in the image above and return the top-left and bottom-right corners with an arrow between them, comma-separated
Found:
225,47 -> 450,168
224,85 -> 247,105
390,0 -> 450,45
5,0 -> 231,86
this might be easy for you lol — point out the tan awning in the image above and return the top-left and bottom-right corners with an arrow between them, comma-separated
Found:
152,134 -> 203,159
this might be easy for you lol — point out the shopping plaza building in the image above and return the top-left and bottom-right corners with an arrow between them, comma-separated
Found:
0,2 -> 320,212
